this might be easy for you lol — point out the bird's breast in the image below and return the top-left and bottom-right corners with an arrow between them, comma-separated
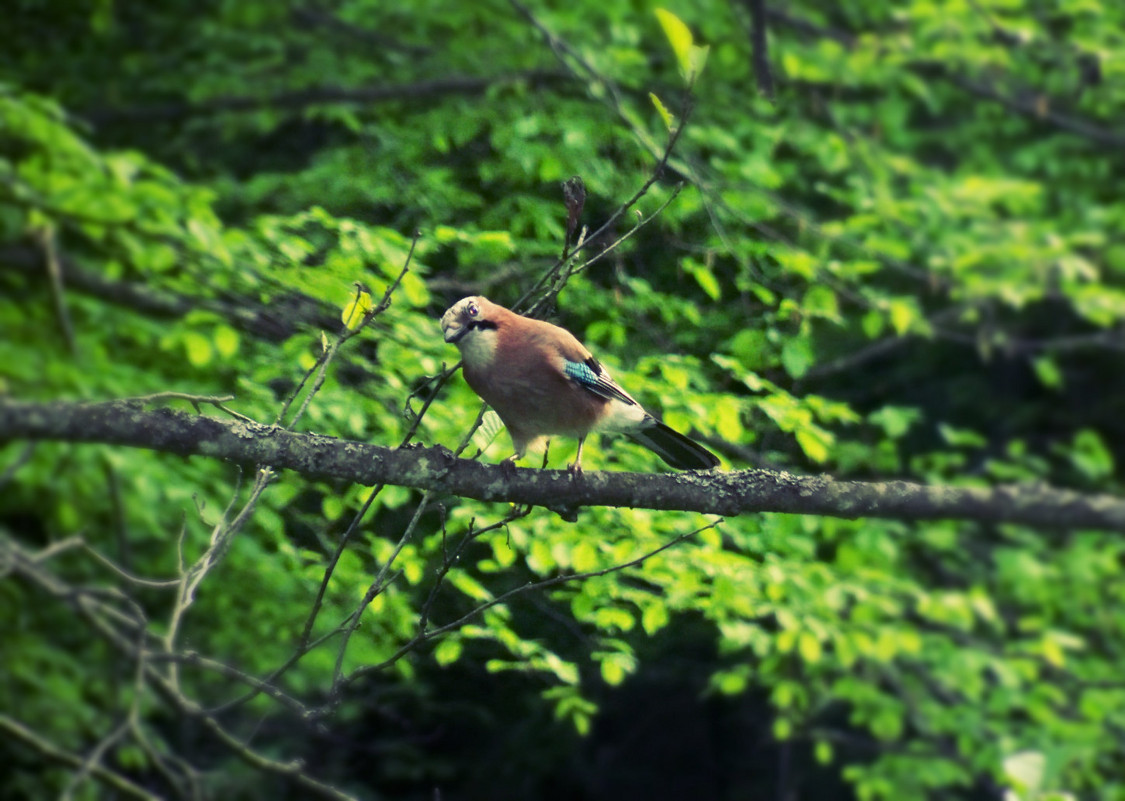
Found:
463,349 -> 607,439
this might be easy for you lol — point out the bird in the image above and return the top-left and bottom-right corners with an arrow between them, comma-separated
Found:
440,296 -> 720,473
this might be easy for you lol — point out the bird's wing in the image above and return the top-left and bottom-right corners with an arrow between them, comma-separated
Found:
562,356 -> 639,407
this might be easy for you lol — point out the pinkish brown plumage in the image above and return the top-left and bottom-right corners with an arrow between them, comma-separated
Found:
440,296 -> 719,472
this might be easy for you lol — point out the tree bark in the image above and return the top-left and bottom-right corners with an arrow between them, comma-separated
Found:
2,397 -> 1123,531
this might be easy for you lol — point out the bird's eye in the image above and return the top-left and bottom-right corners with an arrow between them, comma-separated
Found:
466,302 -> 479,317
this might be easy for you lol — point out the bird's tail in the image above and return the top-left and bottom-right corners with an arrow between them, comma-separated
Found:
627,419 -> 720,470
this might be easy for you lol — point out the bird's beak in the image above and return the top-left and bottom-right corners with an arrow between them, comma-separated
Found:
442,317 -> 466,344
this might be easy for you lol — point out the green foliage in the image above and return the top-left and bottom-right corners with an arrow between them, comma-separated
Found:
4,0 -> 1125,799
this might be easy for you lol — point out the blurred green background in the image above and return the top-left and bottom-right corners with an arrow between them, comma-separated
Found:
3,0 -> 1124,798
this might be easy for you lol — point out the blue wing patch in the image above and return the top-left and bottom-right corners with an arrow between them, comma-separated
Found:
564,359 -> 599,386
564,358 -> 637,406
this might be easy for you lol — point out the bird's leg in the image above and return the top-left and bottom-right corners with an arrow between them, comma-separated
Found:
501,448 -> 522,479
540,439 -> 551,470
567,437 -> 586,477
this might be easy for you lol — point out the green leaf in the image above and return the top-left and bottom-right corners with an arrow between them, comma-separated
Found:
1070,428 -> 1113,480
1032,355 -> 1063,390
322,494 -> 345,521
641,602 -> 669,635
798,631 -> 822,664
213,325 -> 240,359
714,669 -> 748,695
602,658 -> 625,685
649,92 -> 675,132
780,336 -> 814,378
654,8 -> 695,82
869,406 -> 920,439
773,717 -> 792,740
795,427 -> 832,463
870,707 -> 903,741
888,301 -> 915,335
938,424 -> 987,448
342,289 -> 373,330
802,285 -> 840,321
474,411 -> 505,454
571,540 -> 598,572
433,637 -> 463,666
182,331 -> 213,367
1003,751 -> 1046,795
689,44 -> 709,83
527,538 -> 556,575
729,329 -> 771,370
683,257 -> 721,300
449,571 -> 493,602
861,309 -> 885,339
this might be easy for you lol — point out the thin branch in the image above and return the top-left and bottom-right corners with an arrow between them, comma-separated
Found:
35,226 -> 77,355
330,490 -> 436,691
144,650 -> 312,718
299,487 -> 383,650
509,0 -> 695,315
191,712 -> 360,801
0,714 -> 161,801
7,535 -> 357,801
344,519 -> 721,683
82,541 -> 181,589
283,236 -> 416,432
416,507 -> 533,634
60,717 -> 131,800
163,465 -> 253,691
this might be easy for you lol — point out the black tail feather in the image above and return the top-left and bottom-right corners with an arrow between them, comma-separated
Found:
626,420 -> 720,470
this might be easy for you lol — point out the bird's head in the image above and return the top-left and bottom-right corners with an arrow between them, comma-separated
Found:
440,296 -> 499,347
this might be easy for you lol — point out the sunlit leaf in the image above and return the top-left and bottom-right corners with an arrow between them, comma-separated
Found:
649,92 -> 675,132
654,8 -> 694,81
341,289 -> 374,330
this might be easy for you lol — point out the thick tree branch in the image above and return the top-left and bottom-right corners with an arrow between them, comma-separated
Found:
3,397 -> 1124,531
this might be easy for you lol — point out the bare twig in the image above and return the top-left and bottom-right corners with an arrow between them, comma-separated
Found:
82,541 -> 181,589
128,392 -> 236,407
6,535 -> 355,801
0,714 -> 161,801
35,225 -> 77,355
331,490 -> 436,690
283,232 -> 418,432
416,506 -> 533,634
343,519 -> 721,684
144,650 -> 313,718
299,486 -> 384,650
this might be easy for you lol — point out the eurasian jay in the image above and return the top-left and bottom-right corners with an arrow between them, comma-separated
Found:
440,296 -> 720,472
